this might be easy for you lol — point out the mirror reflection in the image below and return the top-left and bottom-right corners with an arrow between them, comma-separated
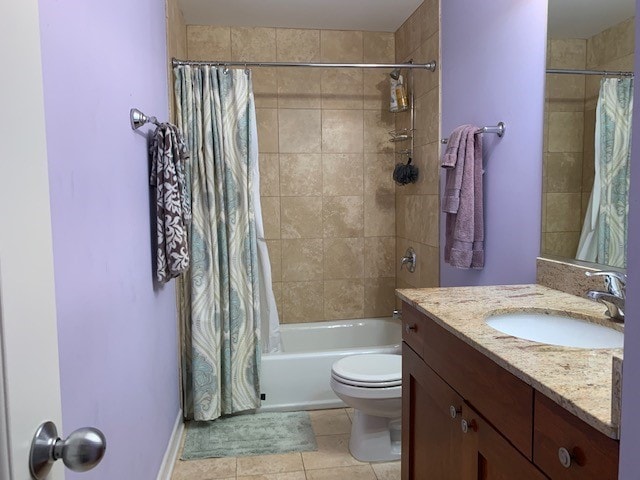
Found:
542,1 -> 635,268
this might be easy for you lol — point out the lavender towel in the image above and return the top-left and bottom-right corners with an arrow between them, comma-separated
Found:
442,125 -> 484,269
150,123 -> 192,284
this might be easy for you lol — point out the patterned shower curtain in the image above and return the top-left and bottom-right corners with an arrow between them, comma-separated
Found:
174,65 -> 272,421
576,77 -> 633,268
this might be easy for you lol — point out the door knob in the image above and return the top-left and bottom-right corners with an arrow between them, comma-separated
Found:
29,421 -> 106,479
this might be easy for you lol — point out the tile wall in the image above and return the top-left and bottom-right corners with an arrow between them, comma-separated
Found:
394,0 -> 441,290
166,0 -> 187,119
542,18 -> 635,259
186,26 -> 398,322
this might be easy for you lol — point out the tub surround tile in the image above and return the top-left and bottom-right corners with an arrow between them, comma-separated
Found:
281,197 -> 323,239
363,32 -> 395,63
277,68 -> 322,109
282,281 -> 324,324
322,154 -> 364,196
261,197 -> 281,240
364,277 -> 396,318
323,196 -> 364,238
323,238 -> 364,280
396,284 -> 623,439
266,240 -> 282,282
278,109 -> 322,153
252,68 -> 278,109
364,237 -> 395,278
323,280 -> 364,320
363,71 -> 388,110
281,239 -> 323,281
321,110 -> 364,154
276,28 -> 321,62
363,110 -> 394,154
320,30 -> 363,63
256,109 -> 279,153
321,68 -> 364,110
231,27 -> 276,62
259,154 -> 280,197
279,154 -> 323,197
364,194 -> 395,237
186,26 -> 231,61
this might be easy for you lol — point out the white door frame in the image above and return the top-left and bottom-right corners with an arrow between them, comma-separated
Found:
0,0 -> 64,479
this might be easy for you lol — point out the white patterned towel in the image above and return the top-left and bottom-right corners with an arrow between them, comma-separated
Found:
150,124 -> 191,284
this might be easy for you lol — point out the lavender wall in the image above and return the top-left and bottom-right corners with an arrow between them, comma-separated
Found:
38,1 -> 179,479
618,4 -> 640,477
440,1 -> 547,287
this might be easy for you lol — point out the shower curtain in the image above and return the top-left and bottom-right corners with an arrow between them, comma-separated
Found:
174,65 -> 281,421
576,77 -> 633,268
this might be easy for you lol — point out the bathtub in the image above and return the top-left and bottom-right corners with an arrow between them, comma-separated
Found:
258,317 -> 401,412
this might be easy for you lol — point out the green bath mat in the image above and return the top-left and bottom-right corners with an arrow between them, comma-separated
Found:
181,411 -> 317,459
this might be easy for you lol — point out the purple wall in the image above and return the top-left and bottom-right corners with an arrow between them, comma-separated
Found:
440,1 -> 547,287
618,4 -> 640,478
38,1 -> 179,479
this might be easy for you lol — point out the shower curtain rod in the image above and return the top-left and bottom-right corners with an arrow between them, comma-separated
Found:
172,58 -> 437,71
547,68 -> 634,77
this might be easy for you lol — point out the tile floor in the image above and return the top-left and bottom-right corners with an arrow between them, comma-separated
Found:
170,408 -> 401,480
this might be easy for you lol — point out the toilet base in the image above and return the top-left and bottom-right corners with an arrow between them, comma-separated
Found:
348,410 -> 401,462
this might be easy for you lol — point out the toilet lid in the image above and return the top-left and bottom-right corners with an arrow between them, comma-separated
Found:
332,354 -> 401,386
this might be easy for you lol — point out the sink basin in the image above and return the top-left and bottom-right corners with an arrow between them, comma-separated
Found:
485,312 -> 624,349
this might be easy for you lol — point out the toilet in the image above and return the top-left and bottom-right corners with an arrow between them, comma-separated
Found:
329,353 -> 402,462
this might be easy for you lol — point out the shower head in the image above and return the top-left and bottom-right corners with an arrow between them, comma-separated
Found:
390,68 -> 400,80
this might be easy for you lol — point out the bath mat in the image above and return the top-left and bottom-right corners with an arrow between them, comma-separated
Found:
181,411 -> 317,459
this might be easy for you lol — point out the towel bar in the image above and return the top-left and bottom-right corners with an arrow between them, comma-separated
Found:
441,122 -> 505,144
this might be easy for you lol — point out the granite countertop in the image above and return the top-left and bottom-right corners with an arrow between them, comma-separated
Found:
396,284 -> 623,439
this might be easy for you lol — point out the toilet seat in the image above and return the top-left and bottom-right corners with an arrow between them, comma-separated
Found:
331,354 -> 401,388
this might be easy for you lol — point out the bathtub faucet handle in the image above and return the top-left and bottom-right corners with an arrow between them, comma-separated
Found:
400,247 -> 416,273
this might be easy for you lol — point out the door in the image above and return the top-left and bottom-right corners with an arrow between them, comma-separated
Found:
0,0 -> 64,478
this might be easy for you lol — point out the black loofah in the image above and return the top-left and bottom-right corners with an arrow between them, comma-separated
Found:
393,157 -> 419,185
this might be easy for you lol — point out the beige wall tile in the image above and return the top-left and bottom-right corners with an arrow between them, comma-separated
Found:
364,277 -> 396,318
278,68 -> 322,109
276,28 -> 320,62
414,32 -> 440,98
547,38 -> 587,70
421,195 -> 439,246
324,237 -> 364,280
364,153 -> 395,196
414,88 -> 439,146
322,110 -> 364,153
546,74 -> 585,106
281,197 -> 323,238
404,7 -> 422,55
364,236 -> 396,278
364,194 -> 395,237
236,452 -> 303,476
364,110 -> 394,153
321,68 -> 364,110
418,243 -> 439,287
261,196 -> 281,239
323,154 -> 364,196
280,154 -> 322,196
281,281 -> 324,323
399,142 -> 439,196
259,153 -> 280,196
395,194 -> 407,238
363,71 -> 389,110
395,21 -> 409,63
542,232 -> 581,259
545,193 -> 582,232
186,26 -> 231,61
252,67 -> 278,109
306,465 -> 376,480
266,239 -> 282,282
548,112 -> 584,153
421,0 -> 439,44
279,109 -> 322,153
256,108 -> 279,153
231,27 -> 276,62
363,32 -> 395,63
546,152 -> 583,193
320,31 -> 364,62
323,196 -> 364,238
281,239 -> 323,281
323,280 -> 365,320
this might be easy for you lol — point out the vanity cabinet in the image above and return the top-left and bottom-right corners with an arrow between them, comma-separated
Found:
401,302 -> 620,480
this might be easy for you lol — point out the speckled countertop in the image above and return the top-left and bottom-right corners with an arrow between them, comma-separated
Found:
396,284 -> 623,439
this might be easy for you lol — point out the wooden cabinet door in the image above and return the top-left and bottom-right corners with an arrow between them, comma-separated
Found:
461,404 -> 549,480
402,343 -> 465,480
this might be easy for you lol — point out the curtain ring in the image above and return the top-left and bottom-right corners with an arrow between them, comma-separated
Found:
223,66 -> 229,75
244,64 -> 250,75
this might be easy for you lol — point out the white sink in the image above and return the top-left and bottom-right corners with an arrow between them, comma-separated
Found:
485,312 -> 624,349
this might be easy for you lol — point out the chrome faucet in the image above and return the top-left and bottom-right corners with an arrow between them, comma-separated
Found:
400,247 -> 416,273
585,271 -> 626,321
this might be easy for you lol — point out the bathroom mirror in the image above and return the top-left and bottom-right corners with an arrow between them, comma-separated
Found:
541,0 -> 635,269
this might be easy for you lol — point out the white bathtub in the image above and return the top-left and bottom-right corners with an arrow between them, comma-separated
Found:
258,317 -> 401,412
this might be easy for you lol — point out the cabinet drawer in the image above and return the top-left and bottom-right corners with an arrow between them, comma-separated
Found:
407,302 -> 534,458
533,393 -> 619,480
401,303 -> 426,356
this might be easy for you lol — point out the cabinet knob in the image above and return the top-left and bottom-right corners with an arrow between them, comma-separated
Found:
461,419 -> 477,434
558,447 -> 572,468
405,323 -> 417,333
449,405 -> 462,419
